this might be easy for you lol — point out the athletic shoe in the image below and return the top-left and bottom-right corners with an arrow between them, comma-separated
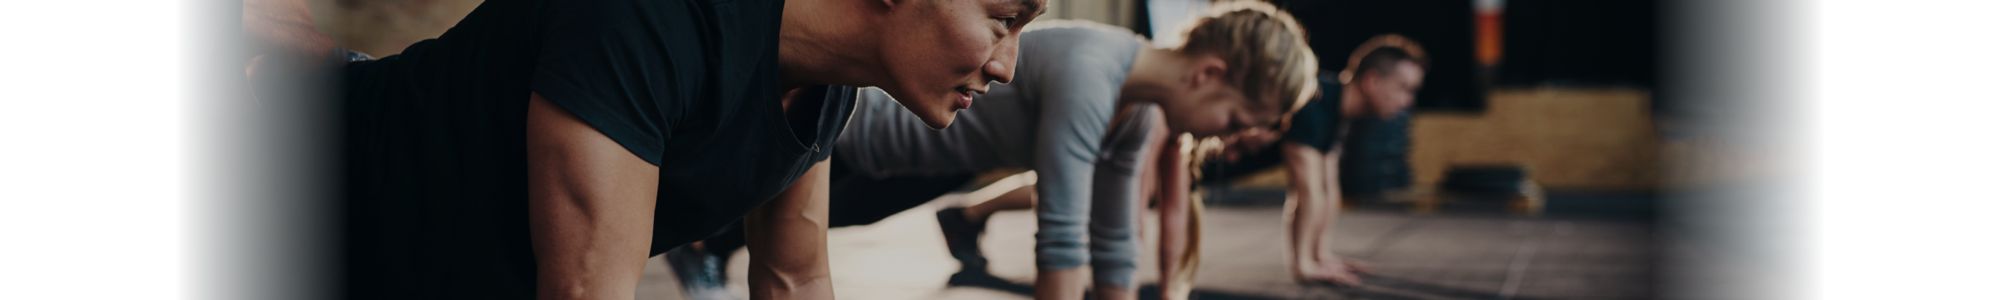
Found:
936,207 -> 990,272
665,246 -> 736,300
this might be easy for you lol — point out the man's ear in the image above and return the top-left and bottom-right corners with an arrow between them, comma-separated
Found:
1351,69 -> 1377,94
1189,56 -> 1230,87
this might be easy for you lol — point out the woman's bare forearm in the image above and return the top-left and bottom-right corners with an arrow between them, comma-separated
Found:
1156,136 -> 1194,299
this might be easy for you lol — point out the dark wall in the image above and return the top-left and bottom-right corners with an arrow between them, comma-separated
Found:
1269,0 -> 1660,112
1498,0 -> 1659,87
1273,0 -> 1484,112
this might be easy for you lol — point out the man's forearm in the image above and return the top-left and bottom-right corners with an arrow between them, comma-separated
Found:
746,251 -> 833,300
1283,144 -> 1326,202
745,161 -> 834,300
1321,149 -> 1343,208
744,221 -> 833,300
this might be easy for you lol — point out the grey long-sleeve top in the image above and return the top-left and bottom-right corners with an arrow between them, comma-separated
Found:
833,22 -> 1158,286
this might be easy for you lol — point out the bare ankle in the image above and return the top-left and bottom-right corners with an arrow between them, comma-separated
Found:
961,208 -> 985,224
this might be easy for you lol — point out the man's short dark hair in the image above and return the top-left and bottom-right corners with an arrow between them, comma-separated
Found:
1340,34 -> 1429,84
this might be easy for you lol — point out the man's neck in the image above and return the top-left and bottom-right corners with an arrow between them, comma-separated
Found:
778,0 -> 880,93
1338,83 -> 1365,118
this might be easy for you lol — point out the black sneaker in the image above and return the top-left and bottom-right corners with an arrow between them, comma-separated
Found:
936,207 -> 990,273
665,246 -> 736,300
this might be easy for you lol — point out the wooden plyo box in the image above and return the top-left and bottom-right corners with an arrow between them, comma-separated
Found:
1405,180 -> 1545,216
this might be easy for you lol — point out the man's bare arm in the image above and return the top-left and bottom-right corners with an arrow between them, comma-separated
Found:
1280,142 -> 1329,276
1321,145 -> 1343,206
745,160 -> 835,300
1282,143 -> 1326,204
525,93 -> 660,300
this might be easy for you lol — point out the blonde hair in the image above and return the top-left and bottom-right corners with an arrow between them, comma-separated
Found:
1338,34 -> 1430,85
1175,1 -> 1321,115
1163,134 -> 1230,298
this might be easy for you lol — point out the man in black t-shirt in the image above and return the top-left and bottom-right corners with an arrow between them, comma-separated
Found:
336,0 -> 1047,298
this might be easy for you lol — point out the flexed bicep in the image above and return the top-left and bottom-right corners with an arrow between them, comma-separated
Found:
524,93 -> 660,300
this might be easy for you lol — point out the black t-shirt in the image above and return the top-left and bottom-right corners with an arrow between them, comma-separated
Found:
1280,72 -> 1347,152
339,0 -> 854,298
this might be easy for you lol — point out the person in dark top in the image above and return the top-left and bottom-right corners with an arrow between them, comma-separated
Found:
336,0 -> 1047,298
1166,34 -> 1429,289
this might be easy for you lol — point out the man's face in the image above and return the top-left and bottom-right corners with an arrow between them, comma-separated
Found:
1360,61 -> 1424,119
876,0 -> 1046,129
